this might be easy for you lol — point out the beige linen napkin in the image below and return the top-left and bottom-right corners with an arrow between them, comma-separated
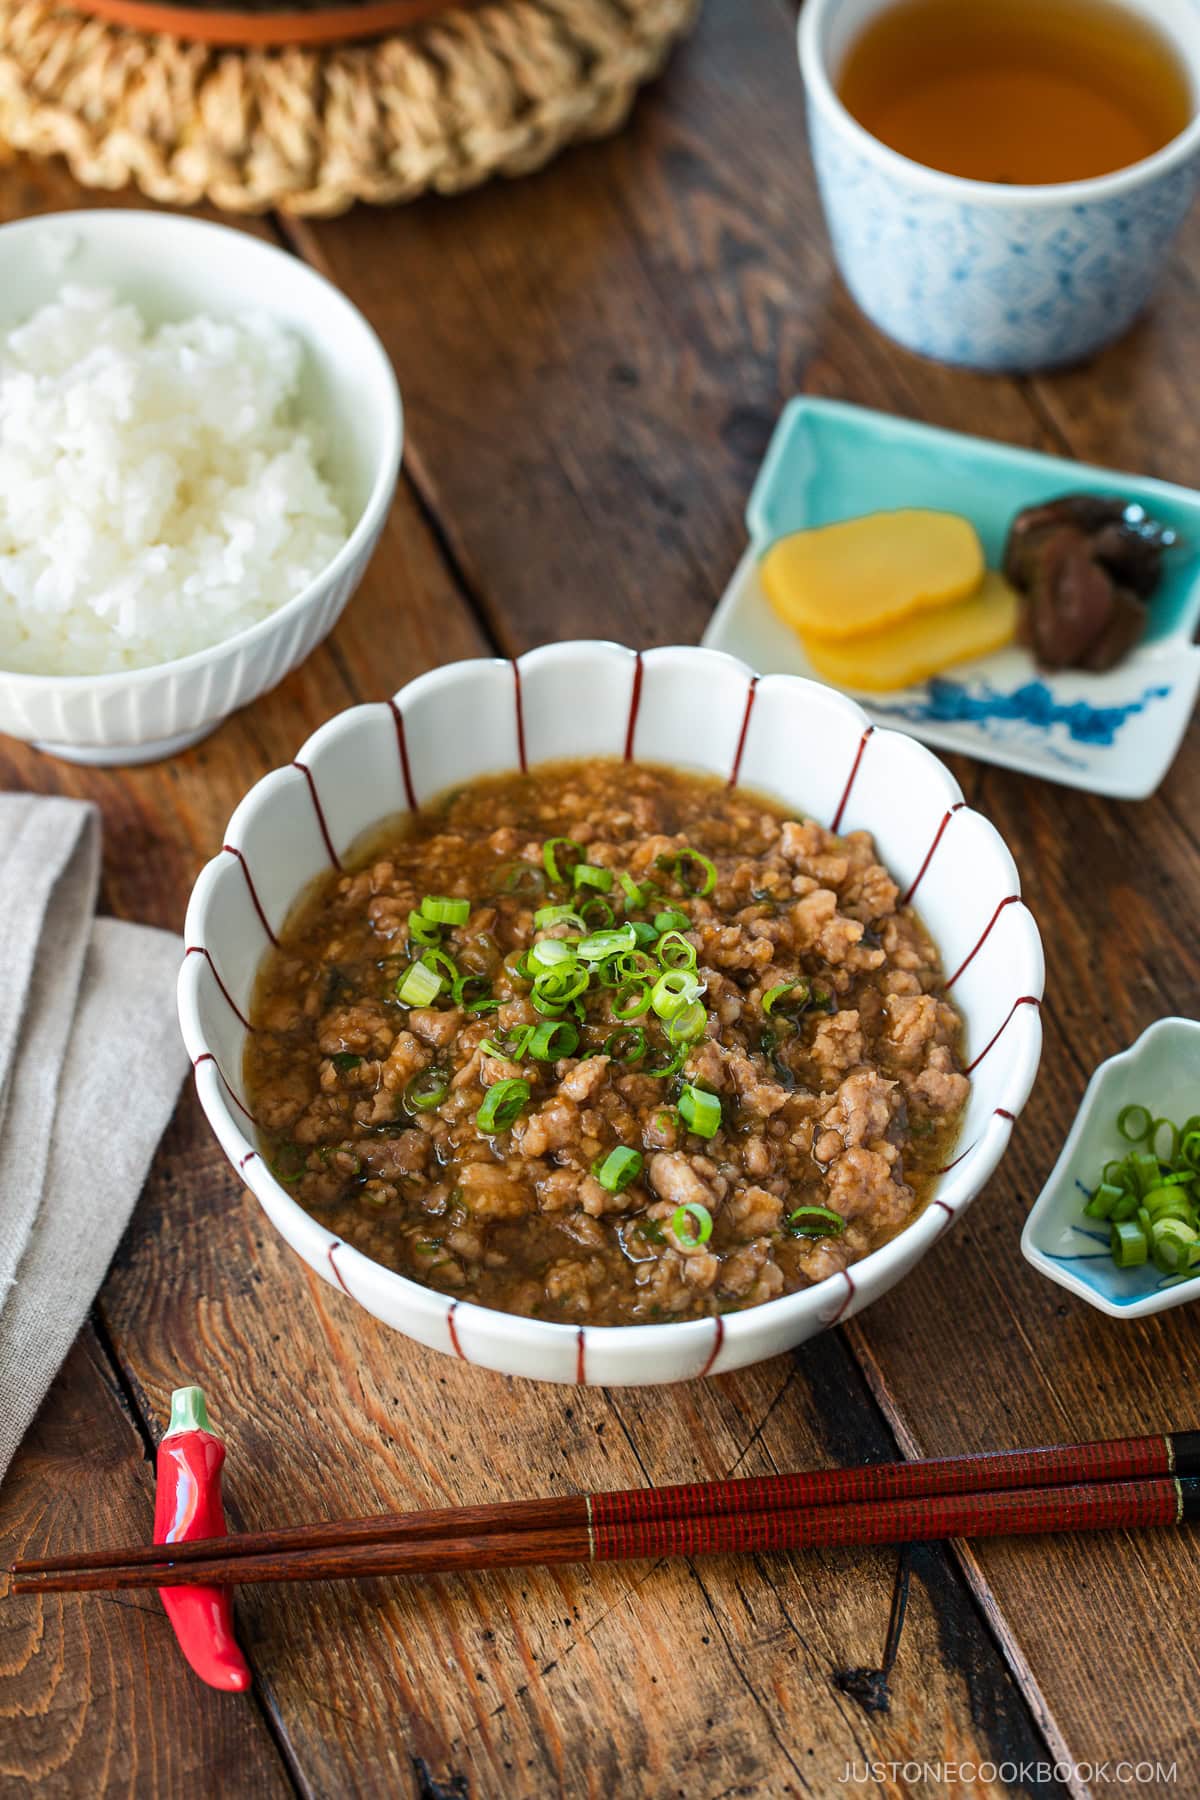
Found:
0,796 -> 187,1481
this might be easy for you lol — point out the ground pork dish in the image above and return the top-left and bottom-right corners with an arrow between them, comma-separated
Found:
245,760 -> 969,1326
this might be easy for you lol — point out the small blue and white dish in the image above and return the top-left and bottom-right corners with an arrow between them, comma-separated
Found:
702,398 -> 1200,799
1021,1018 -> 1200,1320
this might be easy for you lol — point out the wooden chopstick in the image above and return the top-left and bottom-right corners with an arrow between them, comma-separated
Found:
12,1475 -> 1200,1594
13,1428 -> 1198,1582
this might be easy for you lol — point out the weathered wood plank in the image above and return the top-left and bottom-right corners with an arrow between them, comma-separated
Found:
0,1329 -> 293,1800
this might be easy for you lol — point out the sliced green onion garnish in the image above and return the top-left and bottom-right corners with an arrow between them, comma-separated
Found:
403,1068 -> 450,1112
492,861 -> 546,897
543,837 -> 586,886
670,1201 -> 713,1246
528,938 -> 578,973
656,846 -> 718,897
1117,1103 -> 1153,1142
407,910 -> 443,946
656,930 -> 697,971
573,863 -> 613,893
476,1078 -> 531,1133
630,919 -> 659,947
612,980 -> 650,1021
618,871 -> 646,908
594,1147 -> 643,1192
580,897 -> 615,930
786,1204 -> 845,1239
604,1026 -> 647,1063
420,895 -> 470,926
666,1001 -> 707,1045
678,1082 -> 721,1138
528,1020 -> 580,1060
480,1026 -> 536,1061
1083,1182 -> 1126,1221
654,909 -> 690,933
1151,1217 -> 1196,1274
531,966 -> 590,1015
534,904 -> 587,931
578,925 -> 638,962
616,949 -> 657,980
1152,1118 -> 1182,1163
763,979 -> 810,1016
1110,1219 -> 1149,1267
645,1044 -> 688,1079
451,974 -> 499,1013
396,961 -> 443,1005
650,968 -> 702,1020
418,946 -> 459,985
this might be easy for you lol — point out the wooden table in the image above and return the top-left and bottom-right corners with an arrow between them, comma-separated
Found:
2,3 -> 1199,1794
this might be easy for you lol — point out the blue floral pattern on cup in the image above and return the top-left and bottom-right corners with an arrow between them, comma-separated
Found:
807,106 -> 1200,371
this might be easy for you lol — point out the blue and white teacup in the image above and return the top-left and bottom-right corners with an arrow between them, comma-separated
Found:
799,0 -> 1200,372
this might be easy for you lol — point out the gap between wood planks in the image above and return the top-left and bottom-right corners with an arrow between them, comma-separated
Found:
249,205 -> 1085,1789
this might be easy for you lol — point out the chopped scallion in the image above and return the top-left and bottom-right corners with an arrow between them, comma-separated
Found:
573,863 -> 614,893
476,1078 -> 531,1133
528,1020 -> 580,1060
543,837 -> 586,886
786,1204 -> 845,1239
670,1201 -> 713,1246
396,961 -> 442,1006
420,895 -> 470,926
594,1147 -> 643,1192
678,1082 -> 721,1138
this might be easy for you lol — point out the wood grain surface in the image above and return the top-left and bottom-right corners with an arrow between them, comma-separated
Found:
1,0 -> 1198,1793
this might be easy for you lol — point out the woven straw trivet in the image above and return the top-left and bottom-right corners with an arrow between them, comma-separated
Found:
0,0 -> 699,214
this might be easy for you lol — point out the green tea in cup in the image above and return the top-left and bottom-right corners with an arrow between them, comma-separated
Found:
837,0 -> 1192,184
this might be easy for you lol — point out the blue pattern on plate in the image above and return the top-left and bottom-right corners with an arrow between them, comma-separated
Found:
869,678 -> 1172,756
807,108 -> 1200,371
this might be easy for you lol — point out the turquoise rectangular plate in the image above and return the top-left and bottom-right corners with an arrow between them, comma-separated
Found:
703,398 -> 1200,798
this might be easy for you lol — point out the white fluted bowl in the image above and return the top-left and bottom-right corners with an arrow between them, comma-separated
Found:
180,643 -> 1045,1385
0,211 -> 401,766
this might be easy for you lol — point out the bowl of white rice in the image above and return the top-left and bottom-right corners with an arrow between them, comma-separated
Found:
0,210 -> 401,765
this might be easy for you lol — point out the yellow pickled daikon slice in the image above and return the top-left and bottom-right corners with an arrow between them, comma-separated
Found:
800,570 -> 1018,691
761,510 -> 985,641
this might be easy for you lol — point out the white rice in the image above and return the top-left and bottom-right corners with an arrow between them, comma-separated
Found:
0,286 -> 348,676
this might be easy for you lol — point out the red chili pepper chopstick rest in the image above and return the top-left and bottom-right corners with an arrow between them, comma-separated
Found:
153,1385 -> 251,1692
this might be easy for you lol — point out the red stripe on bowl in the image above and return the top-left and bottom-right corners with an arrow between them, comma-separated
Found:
447,1301 -> 468,1361
826,1269 -> 856,1326
965,996 -> 1041,1075
698,1315 -> 725,1378
388,699 -> 419,811
222,844 -> 279,946
293,760 -> 343,871
576,1327 -> 587,1384
192,1051 -> 258,1125
512,660 -> 528,773
943,895 -> 1021,992
729,676 -> 758,787
936,1139 -> 976,1176
327,1242 -> 352,1294
624,652 -> 644,762
831,727 -> 874,832
902,803 -> 965,905
185,945 -> 252,1031
930,1198 -> 956,1241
